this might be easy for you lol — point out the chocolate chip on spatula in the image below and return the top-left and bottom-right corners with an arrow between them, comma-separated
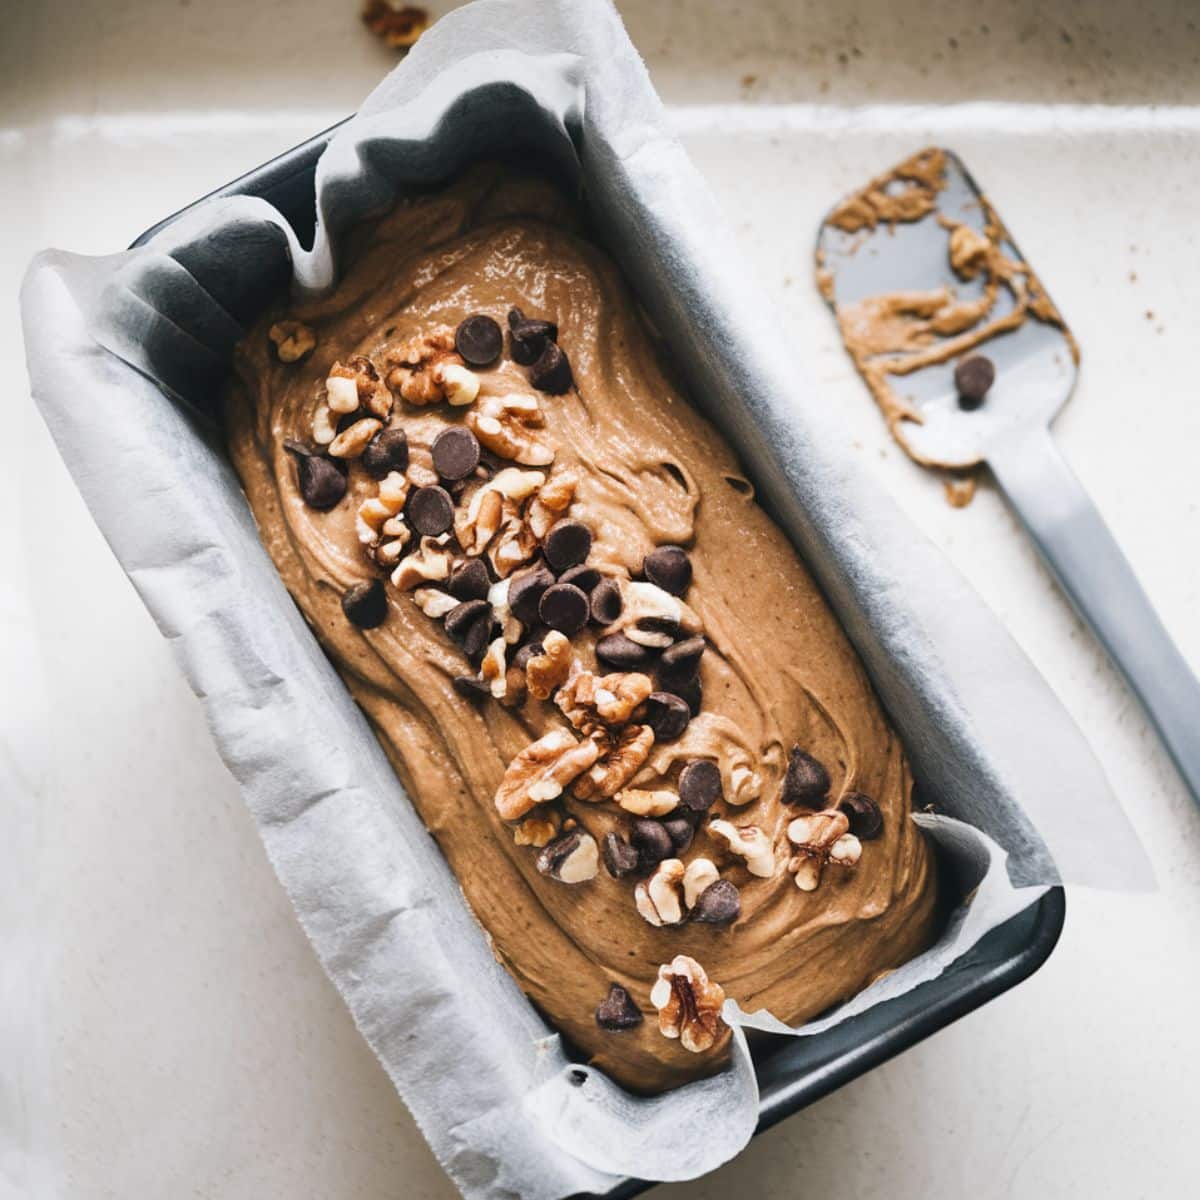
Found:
642,545 -> 692,596
431,426 -> 480,481
361,427 -> 409,479
954,354 -> 995,410
529,341 -> 573,394
406,485 -> 455,536
454,314 -> 503,367
595,983 -> 643,1031
543,518 -> 592,572
341,579 -> 388,629
782,746 -> 831,806
539,582 -> 590,636
289,447 -> 347,511
691,879 -> 741,925
839,791 -> 884,840
642,692 -> 691,742
678,759 -> 722,812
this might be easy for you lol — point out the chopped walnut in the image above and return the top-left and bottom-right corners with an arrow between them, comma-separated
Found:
384,329 -> 473,406
726,762 -> 763,807
328,356 -> 392,419
527,470 -> 577,541
269,320 -> 316,363
487,577 -> 522,644
312,405 -> 337,445
466,393 -> 554,466
650,955 -> 727,1053
513,810 -> 561,848
498,665 -> 528,710
494,728 -> 600,821
556,671 -> 654,733
455,468 -> 545,556
682,858 -> 720,909
525,630 -> 573,700
634,858 -> 686,926
487,501 -> 538,579
356,470 -> 410,548
708,819 -> 776,878
573,723 -> 654,801
605,580 -> 703,640
329,417 -> 383,459
479,637 -> 508,699
785,809 -> 862,891
373,533 -> 410,568
390,536 -> 453,591
412,586 -> 458,618
615,788 -> 680,817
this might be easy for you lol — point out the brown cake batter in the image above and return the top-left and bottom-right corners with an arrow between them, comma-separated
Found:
226,165 -> 936,1094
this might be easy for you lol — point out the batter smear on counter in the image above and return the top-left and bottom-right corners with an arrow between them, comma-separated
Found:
227,165 -> 936,1094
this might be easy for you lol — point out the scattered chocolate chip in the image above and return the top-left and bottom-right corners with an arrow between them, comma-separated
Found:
595,983 -> 643,1031
444,598 -> 490,642
642,692 -> 691,742
452,675 -> 491,700
341,579 -> 388,629
782,746 -> 831,806
461,612 -> 495,661
509,563 -> 556,625
954,354 -> 995,410
544,519 -> 592,572
508,309 -> 558,365
529,340 -> 573,394
361,427 -> 409,479
671,676 -> 703,716
448,557 -> 490,601
512,641 -> 545,671
630,819 -> 673,868
589,578 -> 623,625
602,832 -> 640,878
662,816 -> 695,855
691,879 -> 741,925
642,545 -> 692,596
454,314 -> 503,367
558,563 -> 601,593
406,485 -> 455,536
539,582 -> 590,635
595,632 -> 653,670
431,426 -> 481,481
678,760 -> 722,812
536,829 -> 583,879
291,449 -> 347,510
658,636 -> 705,687
507,307 -> 525,328
636,616 -> 681,638
839,791 -> 884,840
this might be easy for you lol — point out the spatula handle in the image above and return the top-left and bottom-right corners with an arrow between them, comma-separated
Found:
987,425 -> 1200,806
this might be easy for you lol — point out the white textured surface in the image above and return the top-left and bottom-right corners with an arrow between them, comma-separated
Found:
4,2 -> 1199,1197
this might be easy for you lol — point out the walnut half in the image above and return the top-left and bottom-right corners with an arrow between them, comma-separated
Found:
649,955 -> 728,1054
494,728 -> 600,821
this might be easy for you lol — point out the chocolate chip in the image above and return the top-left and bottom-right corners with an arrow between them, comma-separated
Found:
602,832 -> 640,878
678,760 -> 722,812
630,819 -> 673,868
636,616 -> 681,638
595,983 -> 643,1031
291,449 -> 347,510
406,485 -> 455,536
454,314 -> 503,367
782,746 -> 831,806
643,545 -> 692,596
558,563 -> 600,593
341,579 -> 387,629
589,578 -> 623,625
507,309 -> 558,366
539,582 -> 589,636
529,340 -> 573,394
431,426 -> 480,481
954,354 -> 995,410
671,676 -> 703,716
691,879 -> 741,925
544,519 -> 592,572
662,816 -> 695,855
512,641 -> 545,671
658,636 -> 705,687
595,632 -> 652,670
642,692 -> 691,742
361,427 -> 409,479
507,307 -> 525,328
452,675 -> 491,700
509,562 -> 555,625
536,829 -> 583,879
444,598 -> 490,642
448,557 -> 490,602
839,791 -> 884,840
461,611 -> 494,661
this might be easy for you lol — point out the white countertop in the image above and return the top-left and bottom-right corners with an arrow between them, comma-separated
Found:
4,2 -> 1200,1197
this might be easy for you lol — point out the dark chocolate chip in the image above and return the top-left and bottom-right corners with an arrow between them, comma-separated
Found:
341,579 -> 387,629
678,760 -> 722,813
642,545 -> 692,596
602,832 -> 640,879
452,675 -> 491,700
642,692 -> 691,742
512,641 -> 545,671
454,314 -> 503,367
508,311 -> 559,366
839,791 -> 884,840
589,577 -> 623,625
658,636 -> 705,687
595,983 -> 643,1031
691,879 -> 741,925
671,676 -> 703,716
529,340 -> 573,394
663,816 -> 695,855
507,307 -> 525,329
954,354 -> 995,410
461,612 -> 495,662
336,410 -> 362,434
630,819 -> 673,868
558,563 -> 601,593
509,562 -> 555,625
291,450 -> 347,510
637,616 -> 681,638
406,485 -> 455,536
536,829 -> 583,879
444,598 -> 490,642
448,557 -> 491,602
539,582 -> 589,636
361,427 -> 409,479
595,632 -> 654,670
782,746 -> 831,806
431,426 -> 480,481
544,519 -> 592,572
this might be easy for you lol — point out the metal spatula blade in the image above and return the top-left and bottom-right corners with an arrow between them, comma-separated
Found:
818,147 -> 1200,806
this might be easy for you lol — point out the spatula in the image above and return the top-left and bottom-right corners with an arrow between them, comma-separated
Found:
817,147 -> 1200,805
